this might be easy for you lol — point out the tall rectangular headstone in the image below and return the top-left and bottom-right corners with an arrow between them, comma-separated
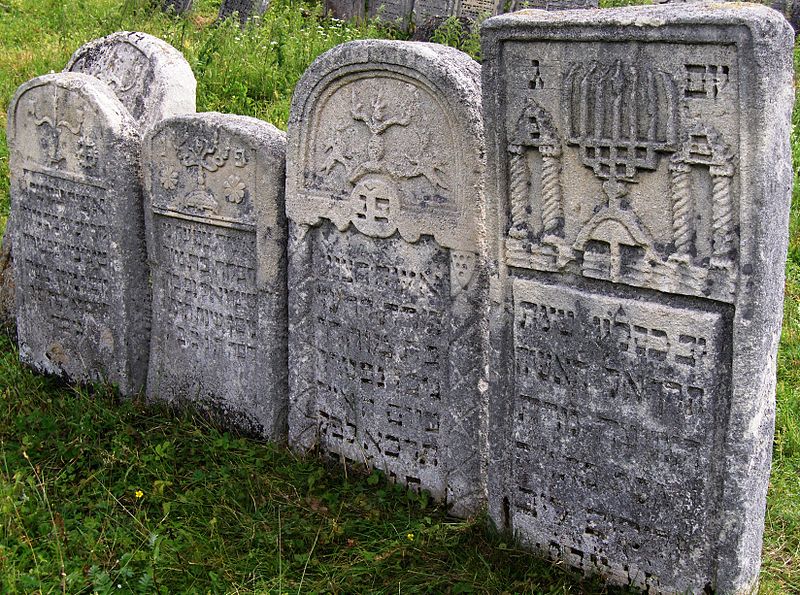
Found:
162,0 -> 193,14
325,0 -> 365,20
143,113 -> 288,438
66,31 -> 197,132
287,41 -> 487,517
482,5 -> 794,592
218,0 -> 270,24
7,73 -> 149,395
367,0 -> 414,27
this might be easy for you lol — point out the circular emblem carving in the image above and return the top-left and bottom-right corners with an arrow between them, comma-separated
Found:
350,177 -> 399,238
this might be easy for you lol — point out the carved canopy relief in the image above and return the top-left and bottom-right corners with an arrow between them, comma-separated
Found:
289,72 -> 479,253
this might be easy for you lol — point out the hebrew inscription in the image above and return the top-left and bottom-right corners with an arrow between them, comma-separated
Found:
8,73 -> 148,395
287,41 -> 486,517
483,5 -> 794,593
144,114 -> 287,438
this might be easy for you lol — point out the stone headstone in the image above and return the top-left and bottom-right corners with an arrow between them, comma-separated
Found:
367,0 -> 414,27
218,0 -> 269,24
482,4 -> 794,592
460,0 -> 497,20
287,41 -> 487,517
414,0 -> 458,25
162,0 -> 193,14
65,31 -> 197,132
143,113 -> 288,438
325,0 -> 365,19
7,73 -> 149,395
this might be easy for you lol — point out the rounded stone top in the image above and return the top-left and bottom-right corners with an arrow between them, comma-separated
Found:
288,40 -> 482,136
65,31 -> 197,131
7,72 -> 139,148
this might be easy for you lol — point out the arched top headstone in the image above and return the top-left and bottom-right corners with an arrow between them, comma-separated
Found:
287,40 -> 485,253
7,73 -> 149,395
65,31 -> 197,131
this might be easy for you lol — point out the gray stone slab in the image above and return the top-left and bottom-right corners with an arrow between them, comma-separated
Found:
162,0 -> 193,13
143,113 -> 288,439
496,0 -> 595,13
481,4 -> 794,592
367,0 -> 414,27
7,73 -> 149,396
65,31 -> 197,132
218,0 -> 270,24
286,40 -> 487,517
325,0 -> 365,19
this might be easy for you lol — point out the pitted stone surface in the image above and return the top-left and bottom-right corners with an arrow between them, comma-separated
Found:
218,0 -> 269,23
325,0 -> 365,19
482,5 -> 794,593
0,224 -> 14,335
367,0 -> 414,26
65,31 -> 197,132
143,113 -> 287,438
496,0 -> 596,14
287,40 -> 487,517
7,73 -> 149,396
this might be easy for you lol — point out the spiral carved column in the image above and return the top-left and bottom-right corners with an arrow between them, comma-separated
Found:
670,158 -> 693,257
540,144 -> 563,238
508,144 -> 530,240
709,162 -> 735,263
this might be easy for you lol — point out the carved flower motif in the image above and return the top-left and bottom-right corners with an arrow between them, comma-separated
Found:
224,174 -> 246,204
161,168 -> 179,190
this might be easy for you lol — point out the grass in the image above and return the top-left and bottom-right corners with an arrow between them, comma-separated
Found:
0,0 -> 798,592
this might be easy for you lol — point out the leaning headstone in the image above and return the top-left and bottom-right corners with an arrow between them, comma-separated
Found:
325,0 -> 365,19
287,40 -> 487,517
218,0 -> 269,24
162,0 -> 193,14
482,4 -> 793,592
7,73 -> 149,395
65,31 -> 197,132
143,113 -> 288,438
367,0 -> 414,27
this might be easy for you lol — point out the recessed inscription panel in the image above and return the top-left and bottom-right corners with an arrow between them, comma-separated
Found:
309,225 -> 449,493
510,278 -> 730,589
15,169 -> 113,369
145,113 -> 287,438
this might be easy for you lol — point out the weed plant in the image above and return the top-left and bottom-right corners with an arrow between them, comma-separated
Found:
0,0 -> 798,592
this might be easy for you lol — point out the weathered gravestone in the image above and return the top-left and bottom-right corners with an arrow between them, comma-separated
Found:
218,0 -> 269,24
482,4 -> 794,592
287,40 -> 487,517
162,0 -> 193,14
143,113 -> 288,438
65,31 -> 197,132
325,0 -> 365,19
367,0 -> 414,27
7,73 -> 149,395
